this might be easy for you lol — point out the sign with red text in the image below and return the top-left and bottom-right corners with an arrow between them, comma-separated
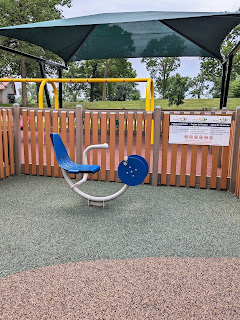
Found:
169,115 -> 231,146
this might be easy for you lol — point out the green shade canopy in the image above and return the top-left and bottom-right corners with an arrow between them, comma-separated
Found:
0,11 -> 239,63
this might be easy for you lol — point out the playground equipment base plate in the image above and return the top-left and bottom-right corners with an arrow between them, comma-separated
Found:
88,199 -> 105,207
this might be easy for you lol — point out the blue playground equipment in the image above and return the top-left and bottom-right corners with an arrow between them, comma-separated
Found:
50,133 -> 148,207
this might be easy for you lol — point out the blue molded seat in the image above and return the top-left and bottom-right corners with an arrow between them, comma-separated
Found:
50,133 -> 100,174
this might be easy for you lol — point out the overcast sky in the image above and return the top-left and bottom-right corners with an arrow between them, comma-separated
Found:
61,0 -> 239,17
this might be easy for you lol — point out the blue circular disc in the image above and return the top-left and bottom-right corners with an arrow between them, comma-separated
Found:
118,156 -> 149,186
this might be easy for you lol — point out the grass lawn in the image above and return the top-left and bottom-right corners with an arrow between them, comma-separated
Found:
2,97 -> 240,110
60,97 -> 240,110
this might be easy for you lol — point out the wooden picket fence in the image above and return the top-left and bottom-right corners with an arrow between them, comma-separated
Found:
0,108 -> 14,178
19,107 -> 153,183
1,104 -> 240,199
157,109 -> 235,190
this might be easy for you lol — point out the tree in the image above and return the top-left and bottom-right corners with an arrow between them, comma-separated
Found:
200,8 -> 240,98
141,57 -> 180,98
106,82 -> 141,101
0,0 -> 72,106
229,76 -> 240,97
189,74 -> 209,99
63,59 -> 140,102
105,59 -> 140,101
102,59 -> 112,101
167,73 -> 190,108
26,83 -> 38,104
17,83 -> 47,105
200,58 -> 224,98
128,88 -> 141,101
62,60 -> 104,102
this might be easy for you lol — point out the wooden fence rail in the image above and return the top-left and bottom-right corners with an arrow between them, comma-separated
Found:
235,139 -> 240,198
1,104 -> 240,199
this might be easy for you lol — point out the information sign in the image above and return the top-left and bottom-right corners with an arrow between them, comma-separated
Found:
168,115 -> 231,146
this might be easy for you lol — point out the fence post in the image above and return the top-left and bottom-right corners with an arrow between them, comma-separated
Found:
75,105 -> 83,180
230,106 -> 240,193
152,106 -> 161,186
12,103 -> 21,176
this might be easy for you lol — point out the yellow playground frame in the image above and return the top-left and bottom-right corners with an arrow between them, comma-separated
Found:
0,77 -> 155,142
0,77 -> 154,111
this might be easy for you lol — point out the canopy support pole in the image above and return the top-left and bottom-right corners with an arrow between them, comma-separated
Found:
58,67 -> 63,108
220,41 -> 240,109
222,54 -> 233,109
39,62 -> 51,108
220,62 -> 227,109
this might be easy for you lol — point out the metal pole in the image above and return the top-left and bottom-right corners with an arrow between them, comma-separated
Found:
0,44 -> 67,69
220,62 -> 226,109
222,55 -> 233,109
58,67 -> 63,108
39,62 -> 51,108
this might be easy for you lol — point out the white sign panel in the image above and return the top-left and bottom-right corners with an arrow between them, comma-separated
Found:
169,115 -> 231,146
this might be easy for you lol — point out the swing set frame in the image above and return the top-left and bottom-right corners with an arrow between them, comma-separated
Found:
0,77 -> 154,111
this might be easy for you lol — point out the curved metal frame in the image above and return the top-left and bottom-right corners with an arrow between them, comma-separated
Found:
61,143 -> 129,207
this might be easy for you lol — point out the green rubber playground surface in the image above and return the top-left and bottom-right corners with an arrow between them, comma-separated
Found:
1,175 -> 240,278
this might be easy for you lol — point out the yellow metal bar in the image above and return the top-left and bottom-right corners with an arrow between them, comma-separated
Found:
50,81 -> 59,110
145,79 -> 151,111
38,79 -> 58,109
38,79 -> 59,144
0,78 -> 44,82
145,79 -> 155,144
0,78 -> 151,83
150,80 -> 155,144
38,79 -> 48,109
150,80 -> 154,112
